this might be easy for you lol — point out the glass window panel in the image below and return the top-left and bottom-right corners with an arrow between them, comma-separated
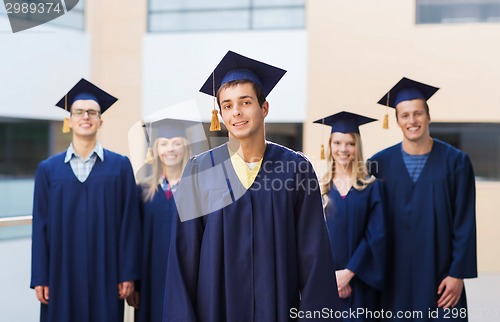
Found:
430,123 -> 500,180
74,0 -> 85,11
0,120 -> 70,179
0,120 -> 49,178
252,8 -> 305,29
150,10 -> 250,32
253,0 -> 304,7
148,0 -> 306,32
417,0 -> 500,24
49,9 -> 84,30
203,122 -> 303,152
150,0 -> 250,11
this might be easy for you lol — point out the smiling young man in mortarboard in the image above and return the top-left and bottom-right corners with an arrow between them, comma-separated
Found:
369,77 -> 477,321
30,79 -> 141,322
163,51 -> 342,322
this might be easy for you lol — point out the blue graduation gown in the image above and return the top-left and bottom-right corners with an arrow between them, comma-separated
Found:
135,184 -> 176,322
369,139 -> 477,321
30,150 -> 141,322
324,180 -> 385,321
163,142 -> 342,322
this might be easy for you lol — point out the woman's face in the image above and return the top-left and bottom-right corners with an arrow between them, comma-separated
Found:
156,137 -> 185,168
330,132 -> 356,170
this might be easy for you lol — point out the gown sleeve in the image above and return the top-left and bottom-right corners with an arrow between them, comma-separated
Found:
117,157 -> 142,283
345,180 -> 386,291
30,161 -> 50,288
163,157 -> 204,322
448,153 -> 477,278
295,157 -> 342,316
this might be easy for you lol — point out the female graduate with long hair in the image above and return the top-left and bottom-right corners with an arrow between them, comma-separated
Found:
315,111 -> 386,321
127,118 -> 193,322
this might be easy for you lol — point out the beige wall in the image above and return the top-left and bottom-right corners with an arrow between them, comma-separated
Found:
306,0 -> 500,272
476,181 -> 500,273
86,0 -> 146,157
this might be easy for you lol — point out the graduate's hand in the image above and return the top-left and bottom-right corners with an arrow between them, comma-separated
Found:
118,281 -> 135,299
126,291 -> 140,308
335,269 -> 355,298
35,285 -> 49,305
338,283 -> 352,299
437,276 -> 464,308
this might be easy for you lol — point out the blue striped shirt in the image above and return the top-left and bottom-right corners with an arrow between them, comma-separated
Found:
401,148 -> 429,182
64,142 -> 104,182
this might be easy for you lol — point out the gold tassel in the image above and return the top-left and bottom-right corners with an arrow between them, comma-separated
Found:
62,94 -> 70,133
62,117 -> 70,133
383,91 -> 390,129
145,147 -> 154,164
320,118 -> 326,160
209,71 -> 221,132
210,109 -> 221,131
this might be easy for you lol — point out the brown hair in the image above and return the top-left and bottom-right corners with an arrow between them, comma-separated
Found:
216,79 -> 266,109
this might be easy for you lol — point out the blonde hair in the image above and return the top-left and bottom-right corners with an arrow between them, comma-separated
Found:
140,137 -> 192,202
320,132 -> 374,198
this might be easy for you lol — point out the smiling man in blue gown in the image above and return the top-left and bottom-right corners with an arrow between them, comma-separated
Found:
163,51 -> 342,322
369,77 -> 477,321
30,79 -> 141,322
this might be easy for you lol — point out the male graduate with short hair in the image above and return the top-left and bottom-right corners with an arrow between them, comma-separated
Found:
369,77 -> 477,321
30,78 -> 141,322
163,51 -> 342,322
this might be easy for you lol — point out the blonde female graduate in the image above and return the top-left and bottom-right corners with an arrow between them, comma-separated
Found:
315,111 -> 386,321
128,118 -> 194,322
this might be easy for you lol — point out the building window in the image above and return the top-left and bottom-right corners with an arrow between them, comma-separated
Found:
0,119 -> 49,178
203,122 -> 303,152
0,118 -> 70,178
430,123 -> 500,180
148,0 -> 305,32
0,0 -> 85,31
52,0 -> 86,30
0,118 -> 68,241
417,0 -> 500,24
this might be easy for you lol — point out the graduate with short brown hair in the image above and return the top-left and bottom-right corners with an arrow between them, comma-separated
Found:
369,77 -> 477,321
30,79 -> 141,322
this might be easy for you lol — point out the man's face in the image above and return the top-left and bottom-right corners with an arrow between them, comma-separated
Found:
68,99 -> 102,138
218,82 -> 268,141
395,98 -> 431,143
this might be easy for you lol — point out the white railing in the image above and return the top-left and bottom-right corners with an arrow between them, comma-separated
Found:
0,215 -> 32,227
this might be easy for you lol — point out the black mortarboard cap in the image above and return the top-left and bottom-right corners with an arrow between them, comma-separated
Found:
146,119 -> 200,142
199,50 -> 287,98
55,78 -> 118,113
314,111 -> 377,134
377,77 -> 439,108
